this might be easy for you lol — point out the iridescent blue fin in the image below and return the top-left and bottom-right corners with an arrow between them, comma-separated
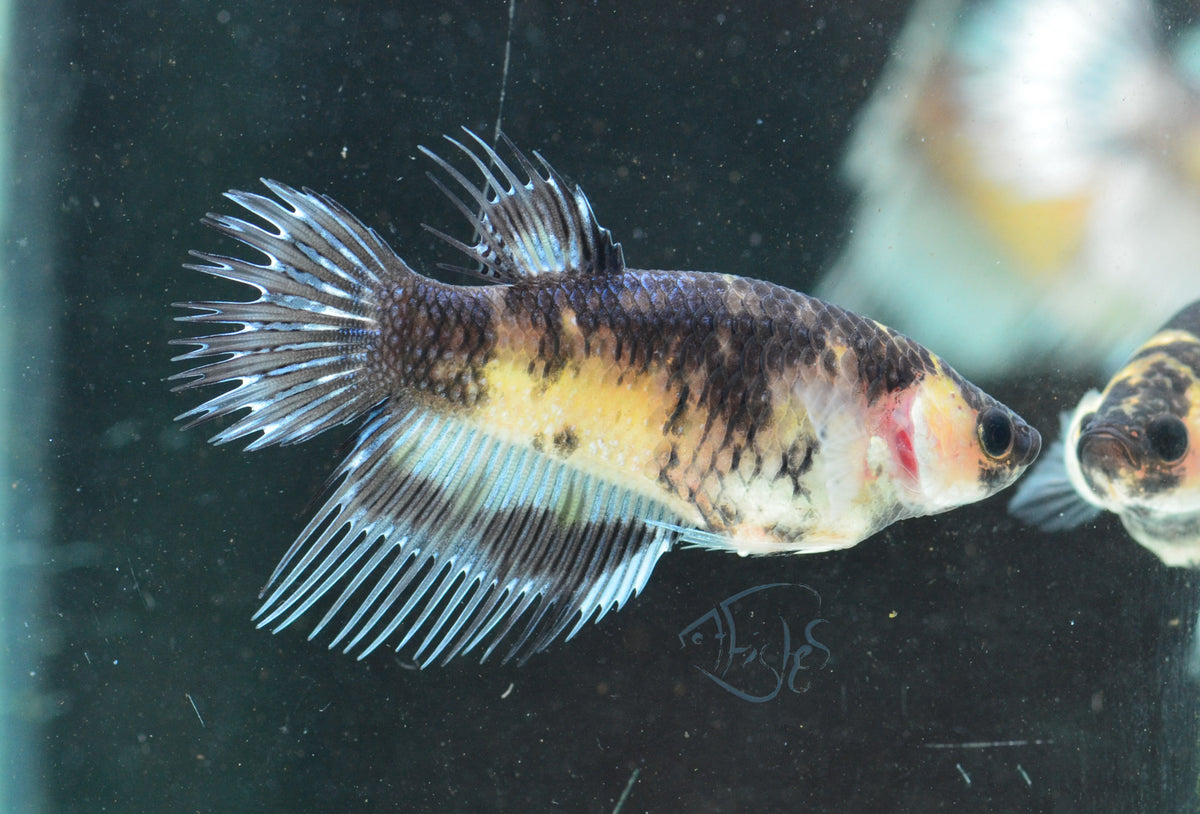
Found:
419,128 -> 625,282
170,180 -> 405,449
253,401 -> 677,665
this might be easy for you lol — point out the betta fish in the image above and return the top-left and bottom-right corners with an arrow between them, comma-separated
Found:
819,0 -> 1200,380
171,129 -> 1040,666
1010,302 -> 1200,566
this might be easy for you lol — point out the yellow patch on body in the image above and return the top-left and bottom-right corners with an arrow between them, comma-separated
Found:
1135,329 -> 1200,354
467,316 -> 704,526
906,369 -> 992,510
1102,345 -> 1200,409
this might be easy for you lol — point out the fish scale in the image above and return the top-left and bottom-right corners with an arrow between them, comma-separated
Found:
172,128 -> 1039,666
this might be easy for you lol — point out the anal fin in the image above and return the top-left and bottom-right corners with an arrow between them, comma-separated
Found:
253,400 -> 677,665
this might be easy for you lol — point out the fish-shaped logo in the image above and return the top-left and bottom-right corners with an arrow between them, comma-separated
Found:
678,583 -> 830,703
172,129 -> 1040,667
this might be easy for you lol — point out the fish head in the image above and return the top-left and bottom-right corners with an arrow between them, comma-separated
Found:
1073,358 -> 1200,517
895,371 -> 1041,514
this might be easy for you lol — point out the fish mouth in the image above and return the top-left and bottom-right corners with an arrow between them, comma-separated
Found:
1013,420 -> 1041,467
1077,424 -> 1140,480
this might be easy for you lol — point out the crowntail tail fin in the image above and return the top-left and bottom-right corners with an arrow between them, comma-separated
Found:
170,180 -> 408,450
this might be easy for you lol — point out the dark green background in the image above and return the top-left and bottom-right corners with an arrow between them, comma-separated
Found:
19,0 -> 1200,811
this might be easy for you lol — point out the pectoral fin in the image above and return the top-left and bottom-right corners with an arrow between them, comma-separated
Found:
1008,409 -> 1103,531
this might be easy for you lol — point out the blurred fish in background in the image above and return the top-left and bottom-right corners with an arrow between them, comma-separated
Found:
819,0 -> 1200,381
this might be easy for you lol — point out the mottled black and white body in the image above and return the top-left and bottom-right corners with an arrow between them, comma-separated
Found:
1011,302 -> 1200,566
172,130 -> 1040,665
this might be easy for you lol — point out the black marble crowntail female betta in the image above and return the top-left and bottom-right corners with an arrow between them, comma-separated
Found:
172,130 -> 1040,666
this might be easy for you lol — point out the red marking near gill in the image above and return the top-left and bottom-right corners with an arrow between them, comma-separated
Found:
893,427 -> 918,482
884,393 -> 920,484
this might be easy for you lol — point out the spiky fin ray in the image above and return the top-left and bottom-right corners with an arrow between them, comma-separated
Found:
253,401 -> 677,666
419,128 -> 624,281
170,180 -> 405,449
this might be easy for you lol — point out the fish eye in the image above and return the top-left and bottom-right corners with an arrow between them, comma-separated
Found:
977,407 -> 1015,459
1146,414 -> 1188,463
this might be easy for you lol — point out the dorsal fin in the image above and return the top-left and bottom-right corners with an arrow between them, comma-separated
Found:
419,128 -> 625,282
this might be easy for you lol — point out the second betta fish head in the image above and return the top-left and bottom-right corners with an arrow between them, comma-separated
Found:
891,371 -> 1041,515
1071,366 -> 1200,518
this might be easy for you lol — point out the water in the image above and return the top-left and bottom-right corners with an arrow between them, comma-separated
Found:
16,0 -> 1200,811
